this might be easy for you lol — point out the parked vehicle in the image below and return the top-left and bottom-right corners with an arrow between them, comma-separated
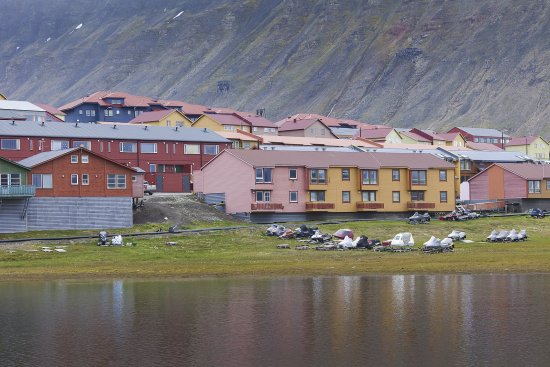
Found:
529,208 -> 547,219
143,181 -> 156,195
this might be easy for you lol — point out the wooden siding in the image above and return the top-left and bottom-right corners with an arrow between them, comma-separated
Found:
503,169 -> 526,198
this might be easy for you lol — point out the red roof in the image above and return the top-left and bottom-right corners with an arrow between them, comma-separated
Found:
233,112 -> 276,128
213,149 -> 455,170
276,113 -> 381,128
34,103 -> 66,116
400,130 -> 431,142
506,136 -> 541,146
58,91 -> 187,111
432,132 -> 461,141
491,163 -> 550,180
356,127 -> 395,139
466,142 -> 504,151
205,113 -> 250,127
129,109 -> 179,124
278,118 -> 330,132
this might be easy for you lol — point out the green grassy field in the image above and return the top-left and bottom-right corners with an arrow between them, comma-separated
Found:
0,216 -> 549,280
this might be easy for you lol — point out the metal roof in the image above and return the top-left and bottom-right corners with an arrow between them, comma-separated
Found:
18,148 -> 80,167
0,121 -> 230,143
443,149 -> 532,162
454,127 -> 509,137
210,149 -> 455,170
0,100 -> 45,112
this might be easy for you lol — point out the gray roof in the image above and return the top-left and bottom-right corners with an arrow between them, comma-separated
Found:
456,127 -> 509,138
0,110 -> 25,120
0,100 -> 45,112
329,127 -> 359,136
443,149 -> 532,162
259,145 -> 359,152
0,121 -> 230,143
18,148 -> 80,167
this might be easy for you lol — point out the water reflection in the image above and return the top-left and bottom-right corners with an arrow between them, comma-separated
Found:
1,275 -> 550,366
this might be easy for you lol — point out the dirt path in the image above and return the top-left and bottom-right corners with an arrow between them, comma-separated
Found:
133,193 -> 237,225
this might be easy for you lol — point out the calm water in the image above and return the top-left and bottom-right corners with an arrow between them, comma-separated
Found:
1,275 -> 550,367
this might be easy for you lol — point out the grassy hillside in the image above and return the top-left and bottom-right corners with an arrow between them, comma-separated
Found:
1,0 -> 549,136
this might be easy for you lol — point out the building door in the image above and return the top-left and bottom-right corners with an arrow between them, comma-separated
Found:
183,175 -> 191,193
156,175 -> 163,192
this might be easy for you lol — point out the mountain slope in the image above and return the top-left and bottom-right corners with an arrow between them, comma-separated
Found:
1,0 -> 549,137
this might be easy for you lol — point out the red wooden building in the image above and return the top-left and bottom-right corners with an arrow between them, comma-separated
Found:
0,121 -> 230,192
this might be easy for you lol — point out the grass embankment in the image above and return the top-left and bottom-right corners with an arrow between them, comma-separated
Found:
0,216 -> 549,280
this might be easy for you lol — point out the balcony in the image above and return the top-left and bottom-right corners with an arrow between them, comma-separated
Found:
407,202 -> 435,210
356,202 -> 384,210
251,202 -> 284,211
0,185 -> 36,197
306,202 -> 335,210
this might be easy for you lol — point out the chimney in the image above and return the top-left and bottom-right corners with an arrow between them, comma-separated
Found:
293,119 -> 296,123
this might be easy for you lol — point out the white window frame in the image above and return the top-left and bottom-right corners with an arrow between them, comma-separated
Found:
528,180 -> 541,194
107,174 -> 127,189
140,143 -> 157,154
82,174 -> 89,185
289,191 -> 298,203
0,139 -> 20,150
73,141 -> 91,149
71,155 -> 78,163
81,155 -> 89,163
120,142 -> 137,153
51,140 -> 69,151
203,145 -> 219,155
184,144 -> 200,154
362,191 -> 376,202
71,174 -> 79,185
289,168 -> 297,180
32,174 -> 53,189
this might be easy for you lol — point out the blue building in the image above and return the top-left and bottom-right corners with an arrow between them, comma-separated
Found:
59,91 -> 185,123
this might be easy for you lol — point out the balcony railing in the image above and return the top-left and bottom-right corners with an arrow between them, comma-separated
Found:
0,185 -> 36,197
407,202 -> 435,209
305,202 -> 335,210
356,202 -> 384,210
251,203 -> 284,211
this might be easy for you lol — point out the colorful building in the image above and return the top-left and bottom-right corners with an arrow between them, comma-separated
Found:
191,111 -> 278,135
505,136 -> 549,160
448,127 -> 509,147
128,109 -> 192,127
0,101 -> 47,123
194,149 -> 456,221
276,118 -> 338,138
468,163 -> 550,210
355,127 -> 403,144
1,148 -> 143,232
0,121 -> 230,193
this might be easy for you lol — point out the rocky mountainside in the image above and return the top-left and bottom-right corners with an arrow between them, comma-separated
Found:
1,0 -> 549,136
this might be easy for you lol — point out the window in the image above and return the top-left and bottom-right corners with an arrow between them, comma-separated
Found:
255,168 -> 273,183
1,139 -> 20,150
310,191 -> 325,202
51,140 -> 69,150
71,155 -> 78,163
32,174 -> 53,188
116,110 -> 120,115
411,191 -> 425,201
289,191 -> 298,203
460,160 -> 471,171
165,144 -> 169,154
255,191 -> 271,202
474,137 -> 479,142
29,140 -> 33,151
73,141 -> 91,149
184,144 -> 200,154
79,109 -> 83,115
82,174 -> 89,185
362,191 -> 376,202
392,169 -> 400,181
149,164 -> 157,173
0,173 -> 20,186
289,168 -> 297,180
120,142 -> 137,153
204,145 -> 219,155
223,125 -> 235,131
172,144 -> 176,155
439,170 -> 447,181
81,155 -> 89,163
107,174 -> 126,189
528,180 -> 541,194
411,170 -> 427,185
392,191 -> 400,203
141,143 -> 157,153
362,170 -> 378,185
341,169 -> 350,181
71,174 -> 78,185
342,191 -> 350,203
105,109 -> 113,117
440,191 -> 447,203
85,110 -> 91,116
132,175 -> 137,182
547,180 -> 550,190
310,169 -> 327,184
128,110 -> 132,115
